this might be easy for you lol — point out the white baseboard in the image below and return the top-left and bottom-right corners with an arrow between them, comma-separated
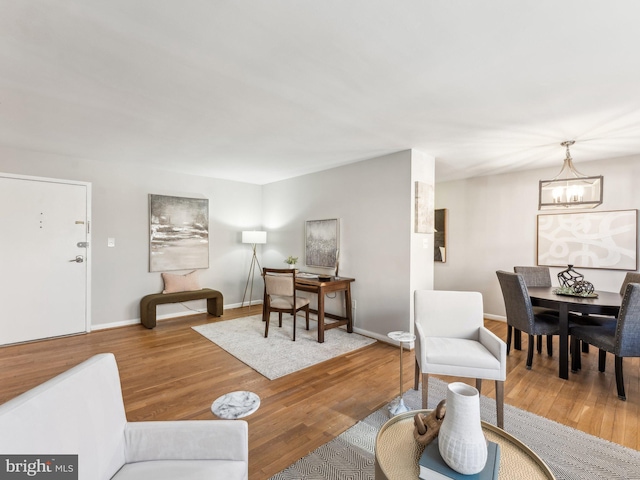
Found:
354,327 -> 415,350
484,313 -> 506,322
91,299 -> 267,331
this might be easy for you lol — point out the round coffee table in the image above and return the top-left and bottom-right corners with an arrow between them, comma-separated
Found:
211,391 -> 260,419
374,409 -> 555,479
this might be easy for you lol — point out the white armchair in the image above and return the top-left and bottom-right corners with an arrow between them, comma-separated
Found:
413,290 -> 507,428
0,353 -> 248,480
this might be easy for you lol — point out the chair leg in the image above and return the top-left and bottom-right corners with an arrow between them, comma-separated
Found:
278,312 -> 283,327
414,359 -> 420,391
475,378 -> 482,393
421,373 -> 429,409
526,335 -> 534,369
305,306 -> 310,330
514,328 -> 522,350
582,342 -> 590,353
615,356 -> 626,400
546,335 -> 553,357
598,349 -> 606,372
495,380 -> 504,429
536,335 -> 542,354
292,313 -> 296,341
506,325 -> 512,355
571,336 -> 580,372
264,313 -> 270,338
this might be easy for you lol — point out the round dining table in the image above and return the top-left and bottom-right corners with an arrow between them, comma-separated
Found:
527,287 -> 622,379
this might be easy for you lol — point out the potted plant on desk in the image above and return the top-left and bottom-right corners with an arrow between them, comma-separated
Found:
284,256 -> 298,270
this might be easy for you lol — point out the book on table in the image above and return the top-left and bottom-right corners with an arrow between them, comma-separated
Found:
418,438 -> 500,480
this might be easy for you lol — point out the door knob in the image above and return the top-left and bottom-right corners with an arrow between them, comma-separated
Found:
69,255 -> 84,263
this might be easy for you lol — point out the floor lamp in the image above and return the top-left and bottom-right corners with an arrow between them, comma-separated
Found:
241,231 -> 267,307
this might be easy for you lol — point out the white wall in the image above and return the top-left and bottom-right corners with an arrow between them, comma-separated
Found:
435,155 -> 640,319
0,146 -> 262,328
262,149 -> 435,341
0,145 -> 434,337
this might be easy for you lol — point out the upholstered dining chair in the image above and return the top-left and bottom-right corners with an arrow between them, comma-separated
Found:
570,282 -> 640,400
564,273 -> 632,355
496,271 -> 561,369
262,268 -> 310,341
413,290 -> 506,428
620,272 -> 640,295
513,266 -> 553,289
514,266 -> 558,355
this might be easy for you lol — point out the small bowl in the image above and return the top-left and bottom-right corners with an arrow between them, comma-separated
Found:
318,275 -> 332,282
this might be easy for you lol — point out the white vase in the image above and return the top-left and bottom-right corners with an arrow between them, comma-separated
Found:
438,382 -> 488,475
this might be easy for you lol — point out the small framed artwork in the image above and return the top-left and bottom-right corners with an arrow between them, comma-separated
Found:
149,194 -> 209,272
305,219 -> 339,268
415,181 -> 434,233
435,208 -> 447,262
537,209 -> 637,270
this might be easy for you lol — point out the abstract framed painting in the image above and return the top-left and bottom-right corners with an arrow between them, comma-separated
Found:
537,209 -> 637,270
305,219 -> 339,269
149,194 -> 209,272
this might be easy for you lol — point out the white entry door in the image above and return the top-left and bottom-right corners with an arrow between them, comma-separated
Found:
0,174 -> 90,345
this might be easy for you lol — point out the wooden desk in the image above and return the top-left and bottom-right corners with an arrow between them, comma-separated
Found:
528,287 -> 622,380
375,409 -> 554,479
295,276 -> 355,343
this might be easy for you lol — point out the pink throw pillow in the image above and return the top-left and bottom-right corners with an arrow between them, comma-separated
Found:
162,271 -> 202,293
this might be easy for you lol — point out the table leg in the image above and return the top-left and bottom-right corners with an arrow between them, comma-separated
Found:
399,341 -> 403,401
388,340 -> 410,415
317,287 -> 325,343
345,284 -> 353,333
559,303 -> 569,380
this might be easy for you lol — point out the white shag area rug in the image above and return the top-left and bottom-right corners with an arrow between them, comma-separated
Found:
192,314 -> 376,380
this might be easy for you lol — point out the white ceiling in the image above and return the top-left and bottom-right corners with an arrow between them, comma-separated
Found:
2,0 -> 640,185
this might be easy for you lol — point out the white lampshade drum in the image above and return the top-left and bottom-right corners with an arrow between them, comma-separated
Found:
242,231 -> 267,244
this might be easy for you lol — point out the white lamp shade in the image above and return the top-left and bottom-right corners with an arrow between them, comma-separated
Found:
242,231 -> 267,244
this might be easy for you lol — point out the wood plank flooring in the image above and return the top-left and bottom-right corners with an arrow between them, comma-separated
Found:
1,306 -> 638,479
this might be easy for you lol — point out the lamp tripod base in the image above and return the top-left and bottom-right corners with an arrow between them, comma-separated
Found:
388,397 -> 410,416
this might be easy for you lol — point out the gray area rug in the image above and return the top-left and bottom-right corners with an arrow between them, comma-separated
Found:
192,315 -> 376,380
271,377 -> 640,480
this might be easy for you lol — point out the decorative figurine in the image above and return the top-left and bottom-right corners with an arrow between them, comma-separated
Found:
413,399 -> 446,445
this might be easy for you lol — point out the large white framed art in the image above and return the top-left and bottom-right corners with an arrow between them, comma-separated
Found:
537,209 -> 637,270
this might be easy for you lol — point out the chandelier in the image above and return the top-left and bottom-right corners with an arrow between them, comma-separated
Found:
538,141 -> 603,209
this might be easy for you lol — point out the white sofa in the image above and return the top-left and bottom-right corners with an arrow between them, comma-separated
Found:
0,353 -> 248,480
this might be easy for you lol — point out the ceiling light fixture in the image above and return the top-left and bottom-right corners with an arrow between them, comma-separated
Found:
538,141 -> 603,210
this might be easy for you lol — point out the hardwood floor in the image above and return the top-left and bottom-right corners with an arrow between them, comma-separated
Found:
1,306 -> 638,479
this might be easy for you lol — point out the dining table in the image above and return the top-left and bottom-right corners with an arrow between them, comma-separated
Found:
528,287 -> 622,379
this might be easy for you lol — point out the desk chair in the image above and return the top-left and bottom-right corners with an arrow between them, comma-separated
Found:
262,268 -> 310,341
571,282 -> 640,400
413,290 -> 506,428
